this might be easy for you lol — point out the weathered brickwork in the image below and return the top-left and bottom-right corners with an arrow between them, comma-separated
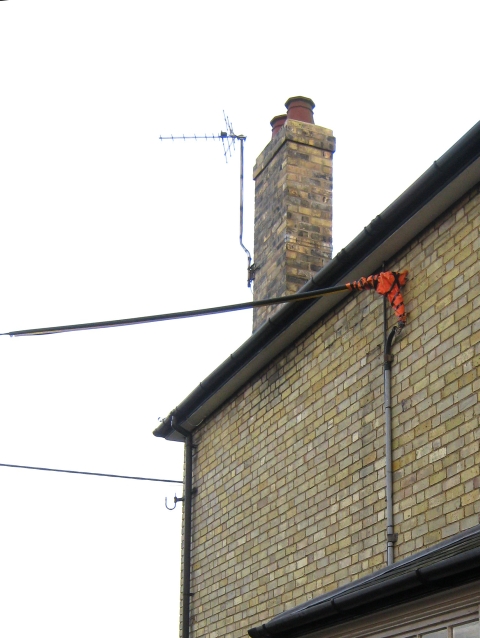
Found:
391,186 -> 480,555
252,120 -> 335,331
188,186 -> 480,638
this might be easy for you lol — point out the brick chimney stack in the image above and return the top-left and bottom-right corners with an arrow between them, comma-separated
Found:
252,97 -> 335,331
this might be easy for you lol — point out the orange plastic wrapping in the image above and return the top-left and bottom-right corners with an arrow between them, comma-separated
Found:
346,271 -> 408,325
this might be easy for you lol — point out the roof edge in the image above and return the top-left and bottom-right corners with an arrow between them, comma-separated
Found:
154,119 -> 480,441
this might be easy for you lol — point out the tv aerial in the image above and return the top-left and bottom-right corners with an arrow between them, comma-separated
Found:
159,112 -> 256,287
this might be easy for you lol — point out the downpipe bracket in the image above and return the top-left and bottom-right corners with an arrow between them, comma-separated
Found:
384,353 -> 394,364
165,488 -> 198,511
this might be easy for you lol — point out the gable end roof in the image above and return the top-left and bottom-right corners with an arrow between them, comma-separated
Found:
154,120 -> 480,442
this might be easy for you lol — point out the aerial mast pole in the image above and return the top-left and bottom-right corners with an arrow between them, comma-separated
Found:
159,113 -> 254,287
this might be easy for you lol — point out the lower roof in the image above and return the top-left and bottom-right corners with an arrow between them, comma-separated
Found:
248,525 -> 480,638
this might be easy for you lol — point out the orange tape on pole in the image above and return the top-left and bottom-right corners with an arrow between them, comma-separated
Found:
346,271 -> 408,325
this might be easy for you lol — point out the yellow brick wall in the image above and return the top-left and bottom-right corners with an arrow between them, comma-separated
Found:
188,186 -> 480,638
391,187 -> 480,554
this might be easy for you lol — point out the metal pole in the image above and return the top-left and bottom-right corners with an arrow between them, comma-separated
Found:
238,135 -> 252,285
3,283 -> 349,337
240,136 -> 244,250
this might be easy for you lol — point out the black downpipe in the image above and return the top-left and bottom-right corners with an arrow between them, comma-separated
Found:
384,296 -> 400,565
183,433 -> 193,638
171,416 -> 193,638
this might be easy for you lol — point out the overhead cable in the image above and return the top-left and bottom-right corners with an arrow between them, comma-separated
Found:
0,462 -> 183,484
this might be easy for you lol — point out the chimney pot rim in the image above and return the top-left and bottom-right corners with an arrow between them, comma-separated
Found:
270,114 -> 288,139
285,96 -> 316,110
270,114 -> 288,126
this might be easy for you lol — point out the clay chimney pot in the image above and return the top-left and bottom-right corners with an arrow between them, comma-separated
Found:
270,114 -> 288,139
285,96 -> 315,124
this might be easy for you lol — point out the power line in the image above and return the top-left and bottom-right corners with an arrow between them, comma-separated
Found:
0,462 -> 183,484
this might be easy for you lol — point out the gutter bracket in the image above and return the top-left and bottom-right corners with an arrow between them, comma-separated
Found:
171,420 -> 191,439
387,532 -> 398,544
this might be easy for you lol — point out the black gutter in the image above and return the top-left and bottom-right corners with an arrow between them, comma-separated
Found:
248,525 -> 480,638
154,119 -> 480,440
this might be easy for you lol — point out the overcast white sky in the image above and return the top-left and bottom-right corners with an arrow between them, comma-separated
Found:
0,2 -> 479,636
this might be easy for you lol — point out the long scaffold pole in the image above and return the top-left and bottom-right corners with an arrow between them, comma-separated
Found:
0,286 -> 348,337
1,271 -> 407,337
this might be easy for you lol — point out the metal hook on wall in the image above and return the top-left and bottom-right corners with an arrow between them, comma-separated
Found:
165,487 -> 197,510
165,494 -> 184,510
